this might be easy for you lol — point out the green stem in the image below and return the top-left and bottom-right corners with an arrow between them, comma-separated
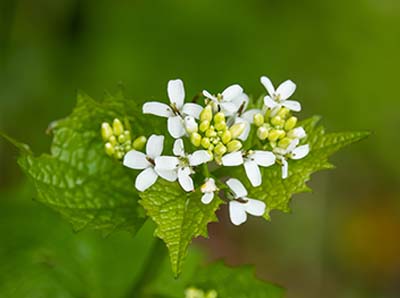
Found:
127,237 -> 167,298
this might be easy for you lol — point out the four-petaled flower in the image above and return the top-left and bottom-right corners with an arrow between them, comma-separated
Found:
143,79 -> 203,138
155,139 -> 211,192
202,84 -> 248,116
260,76 -> 301,113
200,177 -> 218,204
123,134 -> 166,191
274,138 -> 310,179
226,178 -> 266,226
221,150 -> 276,187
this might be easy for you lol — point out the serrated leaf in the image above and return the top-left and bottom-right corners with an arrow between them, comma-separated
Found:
1,91 -> 150,234
139,179 -> 223,277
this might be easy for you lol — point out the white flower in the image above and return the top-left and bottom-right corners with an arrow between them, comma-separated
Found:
226,178 -> 266,226
221,150 -> 275,187
200,178 -> 218,204
123,135 -> 169,192
233,108 -> 262,141
155,139 -> 211,192
274,139 -> 310,179
202,84 -> 248,116
260,76 -> 301,113
143,79 -> 203,138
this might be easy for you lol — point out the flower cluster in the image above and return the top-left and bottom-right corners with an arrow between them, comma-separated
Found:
103,76 -> 310,225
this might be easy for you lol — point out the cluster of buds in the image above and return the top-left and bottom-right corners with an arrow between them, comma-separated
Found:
185,287 -> 218,298
188,105 -> 245,164
101,118 -> 147,160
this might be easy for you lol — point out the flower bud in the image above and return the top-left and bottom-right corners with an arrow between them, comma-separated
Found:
184,116 -> 198,134
271,115 -> 285,127
200,105 -> 213,122
257,126 -> 269,140
253,113 -> 264,127
208,144 -> 215,151
284,116 -> 298,131
278,137 -> 292,149
277,107 -> 290,118
207,150 -> 214,161
132,136 -> 147,150
109,135 -> 117,146
112,118 -> 124,136
264,109 -> 271,120
214,142 -> 227,156
114,151 -> 124,160
212,138 -> 219,145
268,129 -> 280,142
229,122 -> 246,139
124,143 -> 132,152
101,122 -> 113,141
227,140 -> 242,152
190,132 -> 202,147
201,137 -> 211,149
277,129 -> 286,139
104,142 -> 115,156
205,127 -> 217,138
199,120 -> 210,132
118,134 -> 127,143
214,121 -> 226,131
288,127 -> 306,139
213,112 -> 225,123
206,290 -> 218,298
221,130 -> 232,144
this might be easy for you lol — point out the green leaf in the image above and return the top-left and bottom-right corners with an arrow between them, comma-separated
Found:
144,250 -> 284,298
1,91 -> 149,234
139,179 -> 223,277
0,184 -> 156,298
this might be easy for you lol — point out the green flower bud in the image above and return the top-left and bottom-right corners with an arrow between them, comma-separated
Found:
271,115 -> 285,127
208,144 -> 215,151
221,130 -> 232,144
199,120 -> 210,132
124,143 -> 132,152
214,121 -> 226,131
214,142 -> 227,156
227,140 -> 242,152
201,137 -> 211,149
284,116 -> 298,131
190,132 -> 202,147
207,150 -> 214,161
213,112 -> 225,123
200,105 -> 213,122
212,138 -> 219,145
114,151 -> 124,160
112,118 -> 124,136
257,126 -> 269,140
253,113 -> 264,127
118,134 -> 127,143
277,129 -> 286,139
264,109 -> 271,120
132,136 -> 147,150
277,107 -> 290,118
101,122 -> 113,141
124,130 -> 131,140
205,127 -> 217,138
109,135 -> 117,146
104,142 -> 115,156
205,290 -> 218,298
229,122 -> 246,139
268,129 -> 280,142
278,137 -> 292,149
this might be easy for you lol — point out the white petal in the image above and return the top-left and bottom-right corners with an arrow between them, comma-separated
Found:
135,167 -> 158,191
201,178 -> 217,193
167,79 -> 185,108
201,192 -> 214,204
221,152 -> 244,166
291,144 -> 310,160
154,156 -> 180,170
123,150 -> 150,170
276,80 -> 296,100
221,84 -> 243,101
291,127 -> 306,139
146,135 -> 164,159
220,102 -> 239,115
188,150 -> 211,166
226,178 -> 248,198
168,116 -> 186,138
184,116 -> 198,134
244,160 -> 262,187
231,93 -> 249,111
287,138 -> 300,153
178,167 -> 194,192
281,159 -> 288,179
251,150 -> 276,167
237,120 -> 250,141
202,90 -> 217,101
263,96 -> 279,109
155,169 -> 177,182
244,198 -> 266,217
173,139 -> 185,157
229,201 -> 247,226
241,109 -> 262,123
182,103 -> 203,119
143,102 -> 173,118
282,100 -> 301,112
260,76 -> 275,95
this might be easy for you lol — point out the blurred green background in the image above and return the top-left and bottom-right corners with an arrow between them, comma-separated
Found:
1,0 -> 399,297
